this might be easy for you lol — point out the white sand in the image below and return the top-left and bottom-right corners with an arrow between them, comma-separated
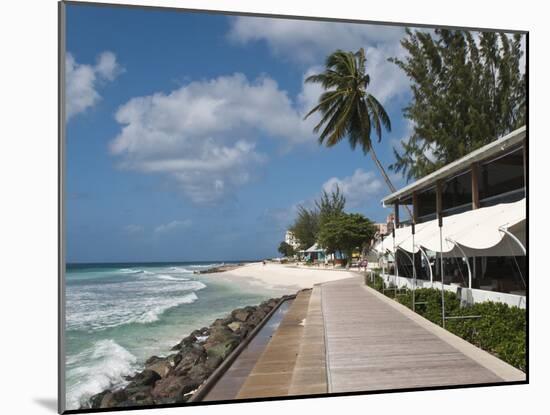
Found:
219,262 -> 356,292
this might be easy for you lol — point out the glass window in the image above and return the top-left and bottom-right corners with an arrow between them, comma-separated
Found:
479,148 -> 525,201
417,187 -> 437,218
442,171 -> 472,211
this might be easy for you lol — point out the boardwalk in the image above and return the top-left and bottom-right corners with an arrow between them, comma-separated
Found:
198,275 -> 524,401
202,300 -> 293,401
321,277 -> 521,392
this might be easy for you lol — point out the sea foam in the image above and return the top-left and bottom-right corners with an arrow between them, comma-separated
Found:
66,339 -> 138,410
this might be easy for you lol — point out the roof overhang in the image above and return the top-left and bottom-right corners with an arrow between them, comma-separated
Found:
382,126 -> 526,207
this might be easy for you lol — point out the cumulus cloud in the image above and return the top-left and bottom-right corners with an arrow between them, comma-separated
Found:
228,17 -> 409,104
66,51 -> 122,120
110,73 -> 323,203
322,169 -> 383,208
154,219 -> 192,234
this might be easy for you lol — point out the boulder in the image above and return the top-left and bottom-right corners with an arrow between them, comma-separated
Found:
232,308 -> 251,322
205,355 -> 223,371
126,369 -> 161,388
205,338 -> 239,361
172,344 -> 206,376
89,390 -> 110,409
100,389 -> 128,408
227,321 -> 242,332
152,376 -> 201,401
146,355 -> 177,378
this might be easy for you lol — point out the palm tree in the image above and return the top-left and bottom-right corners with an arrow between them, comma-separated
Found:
304,48 -> 410,218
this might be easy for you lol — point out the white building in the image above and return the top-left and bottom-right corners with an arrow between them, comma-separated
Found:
285,230 -> 300,250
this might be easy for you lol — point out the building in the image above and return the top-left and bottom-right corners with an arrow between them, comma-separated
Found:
284,230 -> 300,250
374,126 -> 526,308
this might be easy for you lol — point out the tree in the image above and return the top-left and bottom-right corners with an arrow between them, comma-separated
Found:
289,186 -> 347,250
289,205 -> 319,250
316,185 -> 346,226
304,49 -> 399,196
317,213 -> 376,269
389,29 -> 526,181
278,241 -> 295,258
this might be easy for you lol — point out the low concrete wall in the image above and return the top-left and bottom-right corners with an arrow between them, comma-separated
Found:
379,273 -> 526,309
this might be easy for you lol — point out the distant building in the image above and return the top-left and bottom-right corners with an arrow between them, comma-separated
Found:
285,230 -> 300,250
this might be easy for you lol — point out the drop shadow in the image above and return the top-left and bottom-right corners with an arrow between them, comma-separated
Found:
34,398 -> 58,413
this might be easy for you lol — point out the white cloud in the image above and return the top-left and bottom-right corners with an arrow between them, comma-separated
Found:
110,73 -> 322,203
66,51 -> 122,120
154,219 -> 192,234
124,224 -> 144,234
228,17 -> 409,104
322,169 -> 383,208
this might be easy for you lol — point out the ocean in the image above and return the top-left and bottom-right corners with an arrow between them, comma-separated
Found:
64,262 -> 285,410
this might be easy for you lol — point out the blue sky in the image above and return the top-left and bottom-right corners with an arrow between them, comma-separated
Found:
65,4 -> 416,263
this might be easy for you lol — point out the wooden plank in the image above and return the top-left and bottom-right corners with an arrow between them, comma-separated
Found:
202,300 -> 293,401
288,286 -> 328,395
236,290 -> 312,399
321,277 -> 503,393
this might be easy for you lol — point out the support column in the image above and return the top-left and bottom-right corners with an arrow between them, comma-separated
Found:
412,191 -> 419,224
471,162 -> 480,209
394,202 -> 400,228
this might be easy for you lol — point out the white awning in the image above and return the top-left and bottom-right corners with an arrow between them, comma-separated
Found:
377,198 -> 525,257
305,243 -> 324,253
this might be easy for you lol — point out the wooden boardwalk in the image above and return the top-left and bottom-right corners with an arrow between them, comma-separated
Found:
320,276 -> 518,392
198,275 -> 524,401
202,300 -> 293,401
236,289 -> 319,399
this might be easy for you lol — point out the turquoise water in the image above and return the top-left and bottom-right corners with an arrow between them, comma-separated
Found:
64,262 -> 284,410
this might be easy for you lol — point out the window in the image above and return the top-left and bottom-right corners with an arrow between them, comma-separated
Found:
479,148 -> 525,202
442,171 -> 472,211
417,187 -> 437,218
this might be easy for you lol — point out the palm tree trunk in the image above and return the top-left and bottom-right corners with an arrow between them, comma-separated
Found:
368,144 -> 414,221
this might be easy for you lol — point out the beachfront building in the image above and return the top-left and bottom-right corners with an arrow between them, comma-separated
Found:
374,126 -> 526,308
284,230 -> 300,250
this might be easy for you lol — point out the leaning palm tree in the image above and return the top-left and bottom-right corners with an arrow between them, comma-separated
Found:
304,48 -> 410,218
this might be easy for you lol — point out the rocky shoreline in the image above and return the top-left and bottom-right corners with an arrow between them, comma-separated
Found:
193,263 -> 245,274
84,295 -> 289,409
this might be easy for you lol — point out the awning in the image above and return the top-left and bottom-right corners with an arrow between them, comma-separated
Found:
305,243 -> 325,253
376,198 -> 525,257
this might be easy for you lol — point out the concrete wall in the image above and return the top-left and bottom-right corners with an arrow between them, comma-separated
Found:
379,273 -> 526,309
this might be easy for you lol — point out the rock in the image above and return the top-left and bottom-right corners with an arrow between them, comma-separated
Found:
89,390 -> 110,409
173,344 -> 205,376
205,355 -> 223,371
146,355 -> 177,378
227,321 -> 242,332
127,369 -> 161,388
152,376 -> 201,401
205,338 -> 239,361
100,390 -> 128,408
232,308 -> 251,322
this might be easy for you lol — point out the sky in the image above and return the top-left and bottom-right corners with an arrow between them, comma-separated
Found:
65,4 -> 425,263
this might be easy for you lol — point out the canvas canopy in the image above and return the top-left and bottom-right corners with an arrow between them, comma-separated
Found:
374,198 -> 525,257
305,243 -> 324,253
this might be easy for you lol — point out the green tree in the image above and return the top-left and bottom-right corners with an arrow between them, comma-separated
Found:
316,185 -> 346,226
317,213 -> 376,268
289,187 -> 347,250
389,29 -> 526,181
278,241 -> 295,258
304,49 -> 398,195
289,206 -> 319,250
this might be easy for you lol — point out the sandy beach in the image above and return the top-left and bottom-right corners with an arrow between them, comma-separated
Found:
215,262 -> 357,292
